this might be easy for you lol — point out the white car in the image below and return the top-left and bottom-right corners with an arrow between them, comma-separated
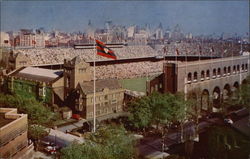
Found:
224,118 -> 233,124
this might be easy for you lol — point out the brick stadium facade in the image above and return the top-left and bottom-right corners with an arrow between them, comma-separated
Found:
147,54 -> 250,112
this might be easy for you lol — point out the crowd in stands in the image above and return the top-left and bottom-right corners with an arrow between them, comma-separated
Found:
15,45 -> 157,65
13,42 -> 247,80
94,61 -> 163,79
157,42 -> 243,57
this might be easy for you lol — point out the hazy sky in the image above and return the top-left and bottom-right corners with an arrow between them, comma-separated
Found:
1,1 -> 249,35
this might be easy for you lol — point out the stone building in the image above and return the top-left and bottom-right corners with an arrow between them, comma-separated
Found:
147,54 -> 250,112
0,32 -> 11,48
72,79 -> 125,119
63,56 -> 92,100
4,55 -> 125,121
7,51 -> 30,73
7,66 -> 64,106
0,108 -> 33,159
19,29 -> 36,48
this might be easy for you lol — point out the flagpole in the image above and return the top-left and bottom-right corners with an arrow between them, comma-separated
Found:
93,37 -> 96,133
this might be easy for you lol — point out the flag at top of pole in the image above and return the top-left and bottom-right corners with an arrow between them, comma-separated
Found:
96,40 -> 117,60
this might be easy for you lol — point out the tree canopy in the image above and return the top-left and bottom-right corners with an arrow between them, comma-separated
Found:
0,93 -> 56,125
128,92 -> 188,129
239,76 -> 250,109
60,125 -> 137,159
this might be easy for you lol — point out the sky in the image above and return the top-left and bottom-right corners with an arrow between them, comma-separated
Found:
1,1 -> 249,35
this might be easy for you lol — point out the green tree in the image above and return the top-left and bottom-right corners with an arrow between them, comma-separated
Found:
128,95 -> 153,129
239,76 -> 250,124
28,124 -> 50,150
60,125 -> 137,159
128,92 -> 188,130
0,93 -> 59,149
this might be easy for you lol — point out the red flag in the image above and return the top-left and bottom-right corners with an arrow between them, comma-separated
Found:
96,40 -> 117,60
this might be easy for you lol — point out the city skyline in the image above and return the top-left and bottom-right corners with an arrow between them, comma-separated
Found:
1,1 -> 249,35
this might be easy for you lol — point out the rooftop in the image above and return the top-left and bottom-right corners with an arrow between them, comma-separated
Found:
11,67 -> 63,83
0,112 -> 14,128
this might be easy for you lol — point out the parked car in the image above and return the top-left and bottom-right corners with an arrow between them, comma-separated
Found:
72,114 -> 81,120
44,146 -> 57,155
224,118 -> 234,125
41,140 -> 53,146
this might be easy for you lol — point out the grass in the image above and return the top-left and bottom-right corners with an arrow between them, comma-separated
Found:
119,75 -> 158,93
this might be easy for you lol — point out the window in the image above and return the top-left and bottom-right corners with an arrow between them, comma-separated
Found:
241,64 -> 245,72
237,65 -> 240,72
217,68 -> 221,76
227,66 -> 231,74
206,70 -> 210,79
67,76 -> 70,87
96,104 -> 101,109
39,88 -> 43,96
28,86 -> 32,93
246,64 -> 248,71
193,72 -> 198,81
78,68 -> 86,73
187,73 -> 192,82
213,69 -> 216,77
105,95 -> 108,100
111,100 -> 117,104
223,67 -> 227,75
201,71 -> 205,80
159,83 -> 162,89
233,65 -> 236,73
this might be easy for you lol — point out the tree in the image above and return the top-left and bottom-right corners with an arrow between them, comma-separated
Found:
128,96 -> 153,130
0,93 -> 56,126
239,76 -> 250,124
28,124 -> 50,150
128,92 -> 188,130
0,93 -> 59,148
60,125 -> 137,159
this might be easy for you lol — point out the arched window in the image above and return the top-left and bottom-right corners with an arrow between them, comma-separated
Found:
206,70 -> 210,79
223,67 -> 227,76
242,64 -> 245,72
194,72 -> 198,81
227,66 -> 231,75
237,65 -> 240,72
187,73 -> 192,82
201,70 -> 205,80
213,69 -> 216,78
233,65 -> 236,74
217,68 -> 221,77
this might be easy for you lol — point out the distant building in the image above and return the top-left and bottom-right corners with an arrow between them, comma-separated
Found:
34,29 -> 45,48
73,79 -> 124,119
127,26 -> 135,38
19,29 -> 36,48
0,108 -> 33,159
0,32 -> 11,47
171,24 -> 184,41
155,23 -> 164,40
